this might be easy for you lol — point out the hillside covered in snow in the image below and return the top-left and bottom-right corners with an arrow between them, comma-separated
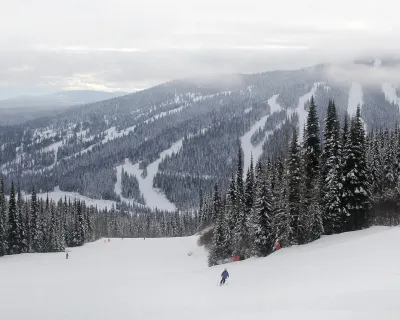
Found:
1,59 -> 400,212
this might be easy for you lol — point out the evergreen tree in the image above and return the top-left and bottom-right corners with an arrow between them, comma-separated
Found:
299,96 -> 323,244
29,189 -> 40,253
235,145 -> 245,210
342,106 -> 371,231
233,147 -> 251,258
17,184 -> 28,253
208,183 -> 229,266
244,155 -> 255,221
225,174 -> 236,254
8,182 -> 22,254
0,178 -> 7,256
251,161 -> 273,256
47,201 -> 58,252
287,129 -> 302,244
321,100 -> 342,234
76,200 -> 86,246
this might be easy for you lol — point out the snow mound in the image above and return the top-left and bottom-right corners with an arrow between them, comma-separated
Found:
1,226 -> 400,319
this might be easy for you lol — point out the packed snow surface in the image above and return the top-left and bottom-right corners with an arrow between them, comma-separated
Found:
1,227 -> 400,319
297,83 -> 323,142
240,94 -> 282,173
128,139 -> 183,211
348,82 -> 363,116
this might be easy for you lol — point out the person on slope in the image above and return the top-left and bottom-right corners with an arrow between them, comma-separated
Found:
220,268 -> 229,286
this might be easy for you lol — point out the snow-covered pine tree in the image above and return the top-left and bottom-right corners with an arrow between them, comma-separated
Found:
0,177 -> 7,257
8,182 -> 22,254
56,198 -> 66,251
236,146 -> 245,212
208,183 -> 229,266
17,184 -> 28,253
23,199 -> 30,253
0,177 -> 7,256
272,156 -> 290,246
233,146 -> 251,258
40,197 -> 49,252
76,200 -> 86,246
287,129 -> 302,244
368,135 -> 382,198
30,188 -> 41,253
321,100 -> 342,234
251,161 -> 274,256
47,200 -> 58,252
224,174 -> 236,254
382,130 -> 397,201
341,106 -> 371,231
244,155 -> 255,218
299,96 -> 323,244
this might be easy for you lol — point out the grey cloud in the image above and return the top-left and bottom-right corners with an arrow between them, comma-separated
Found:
0,0 -> 399,97
324,62 -> 400,87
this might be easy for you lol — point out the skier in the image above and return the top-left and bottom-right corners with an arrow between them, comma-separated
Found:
66,253 -> 69,259
220,268 -> 229,286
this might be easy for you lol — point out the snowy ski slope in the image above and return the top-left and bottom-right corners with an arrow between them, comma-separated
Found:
1,227 -> 400,320
114,139 -> 183,211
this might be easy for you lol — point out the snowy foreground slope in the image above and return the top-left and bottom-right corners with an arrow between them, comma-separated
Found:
1,227 -> 400,320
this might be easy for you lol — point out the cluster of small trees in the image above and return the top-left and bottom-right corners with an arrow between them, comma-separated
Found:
204,97 -> 371,266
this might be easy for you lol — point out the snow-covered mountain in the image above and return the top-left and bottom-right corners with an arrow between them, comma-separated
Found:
1,226 -> 399,319
1,60 -> 399,211
0,90 -> 129,125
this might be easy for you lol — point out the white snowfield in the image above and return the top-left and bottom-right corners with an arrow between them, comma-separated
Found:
1,227 -> 400,320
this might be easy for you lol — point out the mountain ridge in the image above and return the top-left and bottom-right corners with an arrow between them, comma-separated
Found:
0,60 -> 399,212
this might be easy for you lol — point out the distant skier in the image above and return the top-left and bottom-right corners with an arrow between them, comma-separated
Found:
220,268 -> 229,286
108,238 -> 110,242
66,253 -> 69,259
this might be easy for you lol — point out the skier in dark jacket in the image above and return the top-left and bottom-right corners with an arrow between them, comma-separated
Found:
220,268 -> 229,285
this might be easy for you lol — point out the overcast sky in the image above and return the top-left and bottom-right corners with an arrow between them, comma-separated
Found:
0,0 -> 399,98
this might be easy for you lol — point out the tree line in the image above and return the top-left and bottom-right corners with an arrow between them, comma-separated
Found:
204,97 -> 374,266
0,177 -> 198,258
